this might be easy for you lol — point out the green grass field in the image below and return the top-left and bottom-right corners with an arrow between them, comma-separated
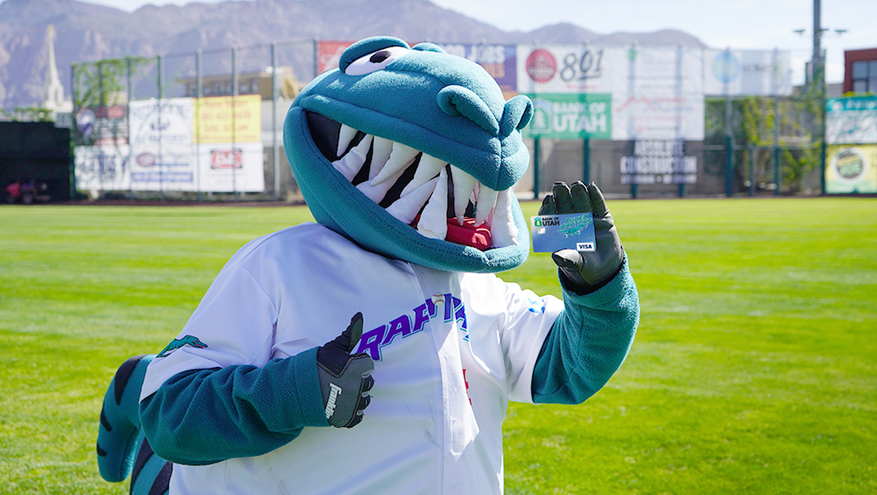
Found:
0,197 -> 875,494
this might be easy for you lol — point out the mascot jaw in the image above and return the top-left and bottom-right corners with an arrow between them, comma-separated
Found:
308,111 -> 519,251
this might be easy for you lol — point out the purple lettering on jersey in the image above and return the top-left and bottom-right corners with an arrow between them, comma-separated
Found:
452,297 -> 469,341
412,303 -> 431,334
360,293 -> 469,361
357,325 -> 387,360
382,314 -> 412,346
442,293 -> 454,322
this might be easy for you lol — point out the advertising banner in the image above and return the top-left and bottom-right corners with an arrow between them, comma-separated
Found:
826,96 -> 877,145
318,41 -> 353,74
522,93 -> 611,139
74,145 -> 131,191
517,45 -> 704,140
618,139 -> 699,185
610,46 -> 704,141
75,96 -> 265,193
435,43 -> 517,92
516,45 -> 702,95
825,144 -> 877,194
195,95 -> 262,144
517,44 -> 615,94
76,142 -> 265,193
129,98 -> 194,147
129,144 -> 197,191
704,49 -> 793,96
197,142 -> 265,192
318,41 -> 516,92
74,105 -> 128,146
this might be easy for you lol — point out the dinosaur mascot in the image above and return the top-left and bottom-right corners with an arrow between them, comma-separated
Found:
96,36 -> 639,495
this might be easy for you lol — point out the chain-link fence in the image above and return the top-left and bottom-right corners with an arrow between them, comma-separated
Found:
69,41 -> 829,201
70,40 -> 316,201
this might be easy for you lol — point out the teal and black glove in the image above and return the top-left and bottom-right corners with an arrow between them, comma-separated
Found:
539,181 -> 624,294
316,312 -> 375,428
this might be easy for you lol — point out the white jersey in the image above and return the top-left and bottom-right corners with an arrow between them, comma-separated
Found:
141,222 -> 563,495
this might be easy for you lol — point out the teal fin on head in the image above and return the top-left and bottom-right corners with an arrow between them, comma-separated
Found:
285,36 -> 534,273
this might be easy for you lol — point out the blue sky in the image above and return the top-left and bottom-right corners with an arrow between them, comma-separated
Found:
40,0 -> 877,84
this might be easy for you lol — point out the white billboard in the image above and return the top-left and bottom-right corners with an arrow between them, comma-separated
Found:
826,96 -> 877,145
703,49 -> 793,96
517,45 -> 705,140
75,97 -> 265,193
129,98 -> 194,147
74,145 -> 131,191
610,46 -> 705,141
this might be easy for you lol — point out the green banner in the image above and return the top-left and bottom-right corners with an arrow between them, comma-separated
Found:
523,93 -> 612,139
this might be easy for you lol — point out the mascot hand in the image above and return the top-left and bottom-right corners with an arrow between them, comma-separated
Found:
539,181 -> 624,293
317,312 -> 375,428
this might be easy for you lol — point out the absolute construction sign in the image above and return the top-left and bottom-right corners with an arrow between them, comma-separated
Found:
825,96 -> 877,194
75,95 -> 264,193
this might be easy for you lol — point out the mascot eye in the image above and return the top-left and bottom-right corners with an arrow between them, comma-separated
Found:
344,46 -> 410,76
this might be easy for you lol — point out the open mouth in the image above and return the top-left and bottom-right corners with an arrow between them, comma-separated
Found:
307,112 -> 519,251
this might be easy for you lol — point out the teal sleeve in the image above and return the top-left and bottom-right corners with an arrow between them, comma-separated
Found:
532,258 -> 639,404
139,347 -> 328,466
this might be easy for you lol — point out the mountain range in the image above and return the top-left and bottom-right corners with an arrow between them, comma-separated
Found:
0,0 -> 706,110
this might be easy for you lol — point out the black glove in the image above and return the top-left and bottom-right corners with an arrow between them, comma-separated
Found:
539,181 -> 624,294
316,312 -> 375,428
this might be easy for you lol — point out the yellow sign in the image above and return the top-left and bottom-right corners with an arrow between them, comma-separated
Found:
825,144 -> 877,194
194,95 -> 261,144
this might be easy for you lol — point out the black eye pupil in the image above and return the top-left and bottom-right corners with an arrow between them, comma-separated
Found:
369,50 -> 391,64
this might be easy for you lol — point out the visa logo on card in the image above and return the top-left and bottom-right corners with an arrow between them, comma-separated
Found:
531,213 -> 596,253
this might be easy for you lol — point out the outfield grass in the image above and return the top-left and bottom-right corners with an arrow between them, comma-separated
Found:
0,197 -> 874,494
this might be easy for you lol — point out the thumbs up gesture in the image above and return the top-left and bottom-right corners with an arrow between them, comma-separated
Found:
316,313 -> 375,428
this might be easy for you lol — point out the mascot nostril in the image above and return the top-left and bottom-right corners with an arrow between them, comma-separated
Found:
436,85 -> 501,135
501,95 -> 534,137
97,35 -> 640,495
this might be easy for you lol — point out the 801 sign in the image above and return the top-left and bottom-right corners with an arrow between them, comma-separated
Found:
559,48 -> 604,82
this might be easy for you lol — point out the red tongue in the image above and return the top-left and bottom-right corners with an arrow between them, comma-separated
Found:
411,216 -> 491,251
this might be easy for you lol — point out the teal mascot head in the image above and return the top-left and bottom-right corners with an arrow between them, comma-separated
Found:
284,36 -> 534,273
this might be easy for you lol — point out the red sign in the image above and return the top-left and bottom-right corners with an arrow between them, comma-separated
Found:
318,41 -> 355,74
210,149 -> 243,169
136,153 -> 156,167
526,49 -> 557,83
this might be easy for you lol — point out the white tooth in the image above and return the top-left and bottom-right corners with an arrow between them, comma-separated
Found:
417,167 -> 449,241
474,185 -> 498,226
371,142 -> 419,186
489,188 -> 519,248
450,165 -> 477,225
368,137 -> 394,180
337,124 -> 358,157
356,161 -> 405,202
386,177 -> 440,224
331,134 -> 373,181
401,154 -> 445,196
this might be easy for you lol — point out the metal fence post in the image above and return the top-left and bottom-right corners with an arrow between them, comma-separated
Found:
313,37 -> 320,79
748,144 -> 755,196
196,49 -> 203,201
582,138 -> 590,184
532,137 -> 540,199
271,41 -> 280,202
70,62 -> 77,199
724,47 -> 734,197
157,54 -> 164,200
126,57 -> 133,198
231,46 -> 238,201
774,96 -> 781,197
